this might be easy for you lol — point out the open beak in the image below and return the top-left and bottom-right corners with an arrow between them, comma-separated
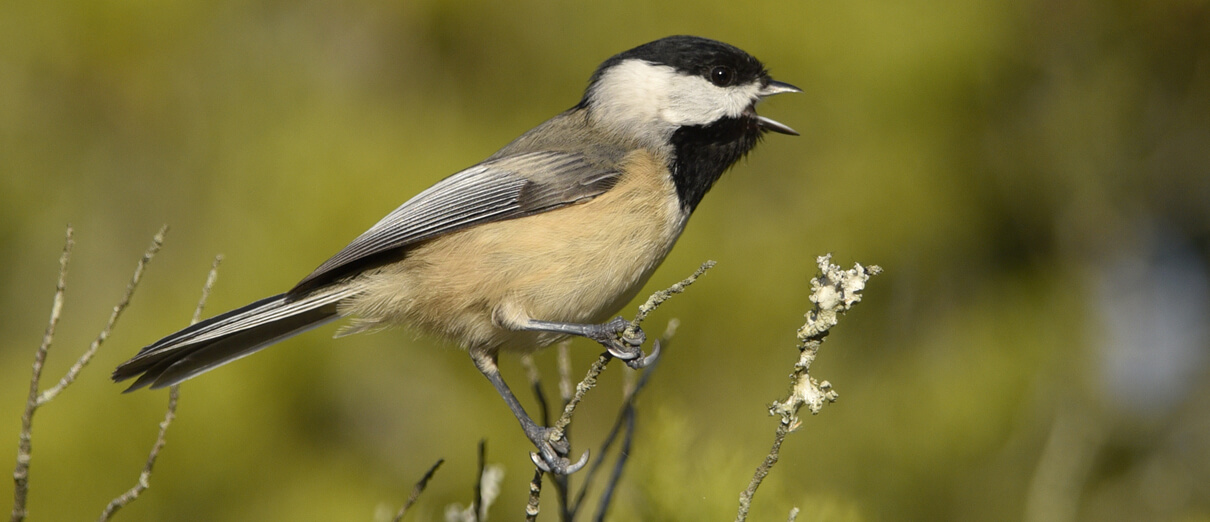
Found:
755,80 -> 801,136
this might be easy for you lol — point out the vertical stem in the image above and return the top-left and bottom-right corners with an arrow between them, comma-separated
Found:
11,227 -> 73,522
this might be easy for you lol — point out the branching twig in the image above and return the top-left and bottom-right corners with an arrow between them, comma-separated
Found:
553,261 -> 715,441
735,255 -> 880,522
99,254 -> 222,520
525,262 -> 713,519
390,459 -> 444,522
39,226 -> 167,405
573,320 -> 678,517
12,226 -> 168,522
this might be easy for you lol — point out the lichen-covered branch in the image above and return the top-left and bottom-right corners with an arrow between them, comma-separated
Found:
735,255 -> 880,522
525,468 -> 543,522
624,260 -> 714,340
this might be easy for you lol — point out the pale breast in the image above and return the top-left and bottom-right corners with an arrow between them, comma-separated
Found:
340,149 -> 687,353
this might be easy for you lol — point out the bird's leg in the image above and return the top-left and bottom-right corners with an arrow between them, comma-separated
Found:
523,316 -> 658,369
469,350 -> 589,474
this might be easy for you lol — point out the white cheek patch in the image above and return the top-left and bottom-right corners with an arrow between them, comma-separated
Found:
587,60 -> 677,137
588,59 -> 762,143
662,75 -> 761,126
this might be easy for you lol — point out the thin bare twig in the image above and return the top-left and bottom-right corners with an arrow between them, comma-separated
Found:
39,225 -> 168,405
573,385 -> 631,512
519,355 -> 551,428
524,264 -> 711,520
11,226 -> 74,522
574,320 -> 677,516
594,323 -> 676,521
552,261 -> 714,442
98,387 -> 178,521
520,354 -> 571,520
592,407 -> 634,522
99,254 -> 221,520
390,459 -> 444,522
550,354 -> 611,442
735,255 -> 879,522
515,352 -> 570,520
13,226 -> 169,522
447,442 -> 502,522
474,440 -> 485,522
624,260 -> 714,340
556,341 -> 572,405
190,255 -> 224,324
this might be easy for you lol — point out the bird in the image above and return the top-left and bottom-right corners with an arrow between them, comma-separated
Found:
114,35 -> 799,474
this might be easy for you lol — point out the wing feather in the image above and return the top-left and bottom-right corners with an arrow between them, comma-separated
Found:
290,150 -> 619,293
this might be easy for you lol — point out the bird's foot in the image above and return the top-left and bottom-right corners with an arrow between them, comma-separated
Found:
587,317 -> 658,369
525,426 -> 589,475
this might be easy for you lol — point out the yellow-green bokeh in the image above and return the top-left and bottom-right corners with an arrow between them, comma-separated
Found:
2,0 -> 1208,520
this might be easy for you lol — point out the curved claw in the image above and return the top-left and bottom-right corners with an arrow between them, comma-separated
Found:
530,451 -> 550,472
625,339 -> 661,369
530,449 -> 590,475
606,343 -> 641,360
603,317 -> 646,360
569,449 -> 590,472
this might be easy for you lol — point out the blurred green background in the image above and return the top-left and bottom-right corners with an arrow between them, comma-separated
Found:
3,0 -> 1209,520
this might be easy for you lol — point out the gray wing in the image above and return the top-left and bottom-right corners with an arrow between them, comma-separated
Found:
290,150 -> 620,293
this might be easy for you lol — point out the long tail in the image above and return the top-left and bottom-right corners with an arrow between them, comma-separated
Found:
113,287 -> 359,391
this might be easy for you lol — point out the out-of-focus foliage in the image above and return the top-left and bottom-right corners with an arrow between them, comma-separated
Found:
2,0 -> 1208,520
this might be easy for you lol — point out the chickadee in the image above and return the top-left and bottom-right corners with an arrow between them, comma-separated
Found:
114,35 -> 799,474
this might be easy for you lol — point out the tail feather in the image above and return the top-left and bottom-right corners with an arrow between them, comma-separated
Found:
114,287 -> 358,391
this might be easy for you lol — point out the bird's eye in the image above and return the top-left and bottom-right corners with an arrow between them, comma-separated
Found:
709,66 -> 734,87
